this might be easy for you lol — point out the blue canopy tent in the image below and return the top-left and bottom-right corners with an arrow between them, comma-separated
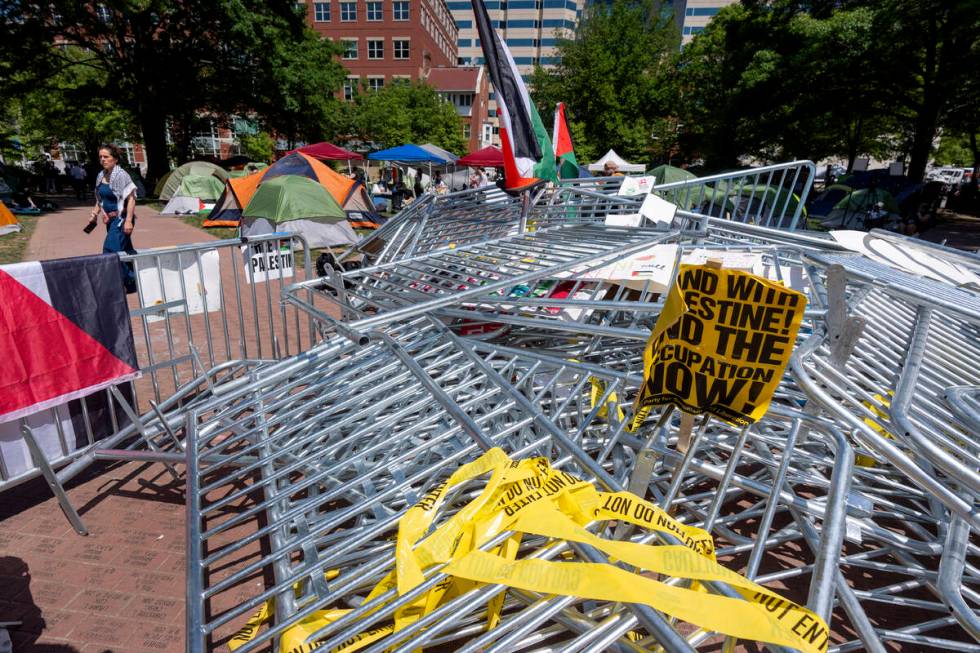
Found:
367,144 -> 454,194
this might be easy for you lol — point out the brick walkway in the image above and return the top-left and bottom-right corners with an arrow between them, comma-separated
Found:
3,197 -> 220,653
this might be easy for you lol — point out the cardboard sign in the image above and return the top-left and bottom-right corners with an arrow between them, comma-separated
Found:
617,175 -> 656,196
633,264 -> 806,426
242,241 -> 295,284
138,249 -> 221,323
640,193 -> 677,227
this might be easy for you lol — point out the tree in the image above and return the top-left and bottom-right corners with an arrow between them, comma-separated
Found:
0,1 -> 346,185
529,0 -> 679,164
14,47 -> 136,163
344,81 -> 466,154
239,132 -> 275,163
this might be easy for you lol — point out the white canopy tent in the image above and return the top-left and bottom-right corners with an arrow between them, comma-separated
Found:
587,149 -> 646,173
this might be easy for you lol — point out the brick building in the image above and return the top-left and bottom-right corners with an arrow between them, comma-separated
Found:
426,66 -> 491,153
304,0 -> 459,94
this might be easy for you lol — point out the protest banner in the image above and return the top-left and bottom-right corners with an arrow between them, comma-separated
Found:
633,263 -> 806,427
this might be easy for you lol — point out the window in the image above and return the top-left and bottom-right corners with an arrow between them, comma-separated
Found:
368,77 -> 385,91
313,2 -> 330,21
393,39 -> 410,59
366,1 -> 382,20
458,94 -> 472,107
463,123 -> 471,140
343,77 -> 358,101
340,1 -> 356,20
342,39 -> 358,59
367,39 -> 384,59
393,0 -> 409,20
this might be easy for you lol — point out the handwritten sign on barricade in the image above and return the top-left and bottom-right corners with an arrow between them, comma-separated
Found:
632,263 -> 806,427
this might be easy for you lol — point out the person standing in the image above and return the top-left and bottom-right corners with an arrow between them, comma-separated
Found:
70,162 -> 88,200
85,144 -> 138,293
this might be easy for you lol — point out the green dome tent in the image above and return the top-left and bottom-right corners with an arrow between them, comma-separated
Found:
175,174 -> 225,201
832,187 -> 899,214
158,161 -> 229,200
241,175 -> 358,247
650,164 -> 697,185
822,188 -> 900,230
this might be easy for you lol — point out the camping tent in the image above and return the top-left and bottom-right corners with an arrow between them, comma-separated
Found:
822,188 -> 900,230
0,202 -> 21,236
157,161 -> 229,200
288,142 -> 363,161
458,146 -> 504,168
650,164 -> 697,185
204,152 -> 382,230
161,196 -> 203,215
806,184 -> 854,219
702,182 -> 805,223
587,150 -> 646,174
241,175 -> 357,247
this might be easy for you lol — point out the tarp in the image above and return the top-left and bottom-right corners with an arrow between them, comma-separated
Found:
158,161 -> 229,200
288,142 -> 364,161
161,196 -> 203,215
419,143 -> 459,163
458,146 -> 504,168
175,174 -> 225,201
588,149 -> 646,173
241,218 -> 359,248
0,202 -> 21,236
650,164 -> 697,185
367,144 -> 451,164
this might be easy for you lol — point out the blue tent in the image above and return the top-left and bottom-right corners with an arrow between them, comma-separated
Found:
367,144 -> 451,164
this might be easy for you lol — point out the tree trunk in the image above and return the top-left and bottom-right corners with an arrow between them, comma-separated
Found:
139,108 -> 169,190
907,108 -> 939,182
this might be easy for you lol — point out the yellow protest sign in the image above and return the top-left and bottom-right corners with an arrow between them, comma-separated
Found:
634,264 -> 806,427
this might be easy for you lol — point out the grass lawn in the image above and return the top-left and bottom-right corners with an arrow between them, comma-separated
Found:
177,210 -> 239,241
0,214 -> 41,265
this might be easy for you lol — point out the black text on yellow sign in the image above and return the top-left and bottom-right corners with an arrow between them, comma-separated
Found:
634,264 -> 806,426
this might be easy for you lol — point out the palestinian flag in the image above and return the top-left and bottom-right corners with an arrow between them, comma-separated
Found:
470,0 -> 556,191
0,254 -> 140,422
552,102 -> 580,179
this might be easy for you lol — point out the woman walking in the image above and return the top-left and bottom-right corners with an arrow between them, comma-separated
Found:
85,144 -> 138,293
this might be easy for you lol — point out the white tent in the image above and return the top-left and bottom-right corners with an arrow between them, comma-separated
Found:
587,149 -> 646,174
161,195 -> 202,215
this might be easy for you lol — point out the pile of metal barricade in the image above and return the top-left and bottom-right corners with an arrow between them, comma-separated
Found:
49,162 -> 980,652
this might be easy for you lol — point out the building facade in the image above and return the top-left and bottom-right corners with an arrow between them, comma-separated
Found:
448,0 -> 580,74
674,0 -> 736,43
304,0 -> 459,94
427,66 -> 491,152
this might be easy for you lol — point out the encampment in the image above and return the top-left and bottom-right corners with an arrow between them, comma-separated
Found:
203,152 -> 382,230
822,188 -> 900,230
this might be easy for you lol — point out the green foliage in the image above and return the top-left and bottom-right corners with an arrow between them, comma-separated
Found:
14,47 -> 135,162
239,132 -> 275,163
934,132 -> 977,167
529,0 -> 679,164
0,1 -> 346,184
344,81 -> 466,154
672,0 -> 980,178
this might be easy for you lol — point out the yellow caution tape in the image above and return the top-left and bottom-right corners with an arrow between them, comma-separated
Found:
228,447 -> 830,653
855,392 -> 894,467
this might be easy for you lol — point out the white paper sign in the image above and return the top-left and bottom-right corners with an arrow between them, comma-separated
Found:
139,249 -> 221,323
617,175 -> 657,196
605,213 -> 644,227
640,193 -> 678,226
243,241 -> 295,284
